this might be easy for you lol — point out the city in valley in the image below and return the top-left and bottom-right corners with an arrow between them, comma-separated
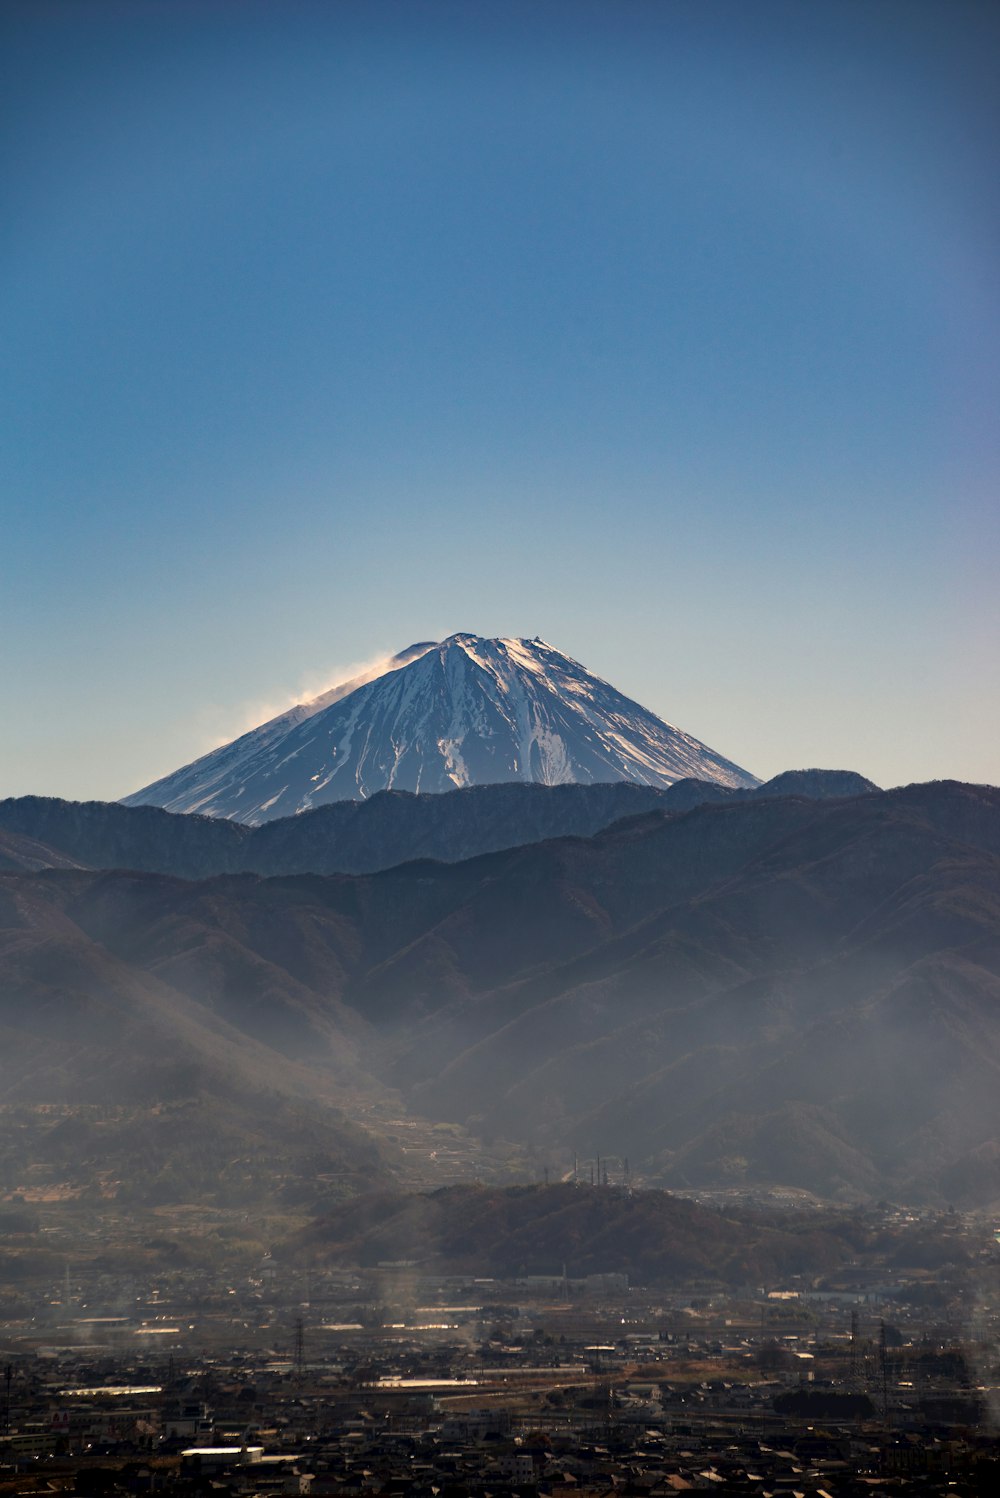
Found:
1,1181 -> 998,1498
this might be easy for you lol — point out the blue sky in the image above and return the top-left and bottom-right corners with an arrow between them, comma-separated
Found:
3,0 -> 998,798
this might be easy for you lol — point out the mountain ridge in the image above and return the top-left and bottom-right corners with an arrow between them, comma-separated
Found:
0,769 -> 881,879
1,779 -> 997,1206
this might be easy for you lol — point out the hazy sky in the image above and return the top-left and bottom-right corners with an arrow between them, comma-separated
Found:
3,0 -> 998,799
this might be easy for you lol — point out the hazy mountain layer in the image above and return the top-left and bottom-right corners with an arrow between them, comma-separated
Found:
0,870 -> 397,1206
1,780 -> 996,1206
121,633 -> 759,822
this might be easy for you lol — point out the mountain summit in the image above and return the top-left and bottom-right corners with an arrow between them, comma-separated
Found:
123,633 -> 759,823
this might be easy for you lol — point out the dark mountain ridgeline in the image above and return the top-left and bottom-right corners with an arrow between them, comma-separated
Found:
0,769 -> 879,879
0,795 -> 249,876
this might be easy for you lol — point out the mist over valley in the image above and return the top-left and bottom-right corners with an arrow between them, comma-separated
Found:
2,774 -> 997,1223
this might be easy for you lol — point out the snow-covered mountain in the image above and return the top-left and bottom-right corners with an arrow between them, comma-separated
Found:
122,633 -> 759,823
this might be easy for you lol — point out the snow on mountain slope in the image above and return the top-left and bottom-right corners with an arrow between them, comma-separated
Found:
122,634 -> 759,823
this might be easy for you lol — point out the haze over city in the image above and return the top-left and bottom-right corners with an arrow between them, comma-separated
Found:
3,0 -> 998,801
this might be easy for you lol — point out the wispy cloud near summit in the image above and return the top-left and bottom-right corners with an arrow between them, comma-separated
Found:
205,643 -> 439,751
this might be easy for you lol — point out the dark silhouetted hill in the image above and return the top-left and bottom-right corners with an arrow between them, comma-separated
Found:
286,1180 -> 979,1285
